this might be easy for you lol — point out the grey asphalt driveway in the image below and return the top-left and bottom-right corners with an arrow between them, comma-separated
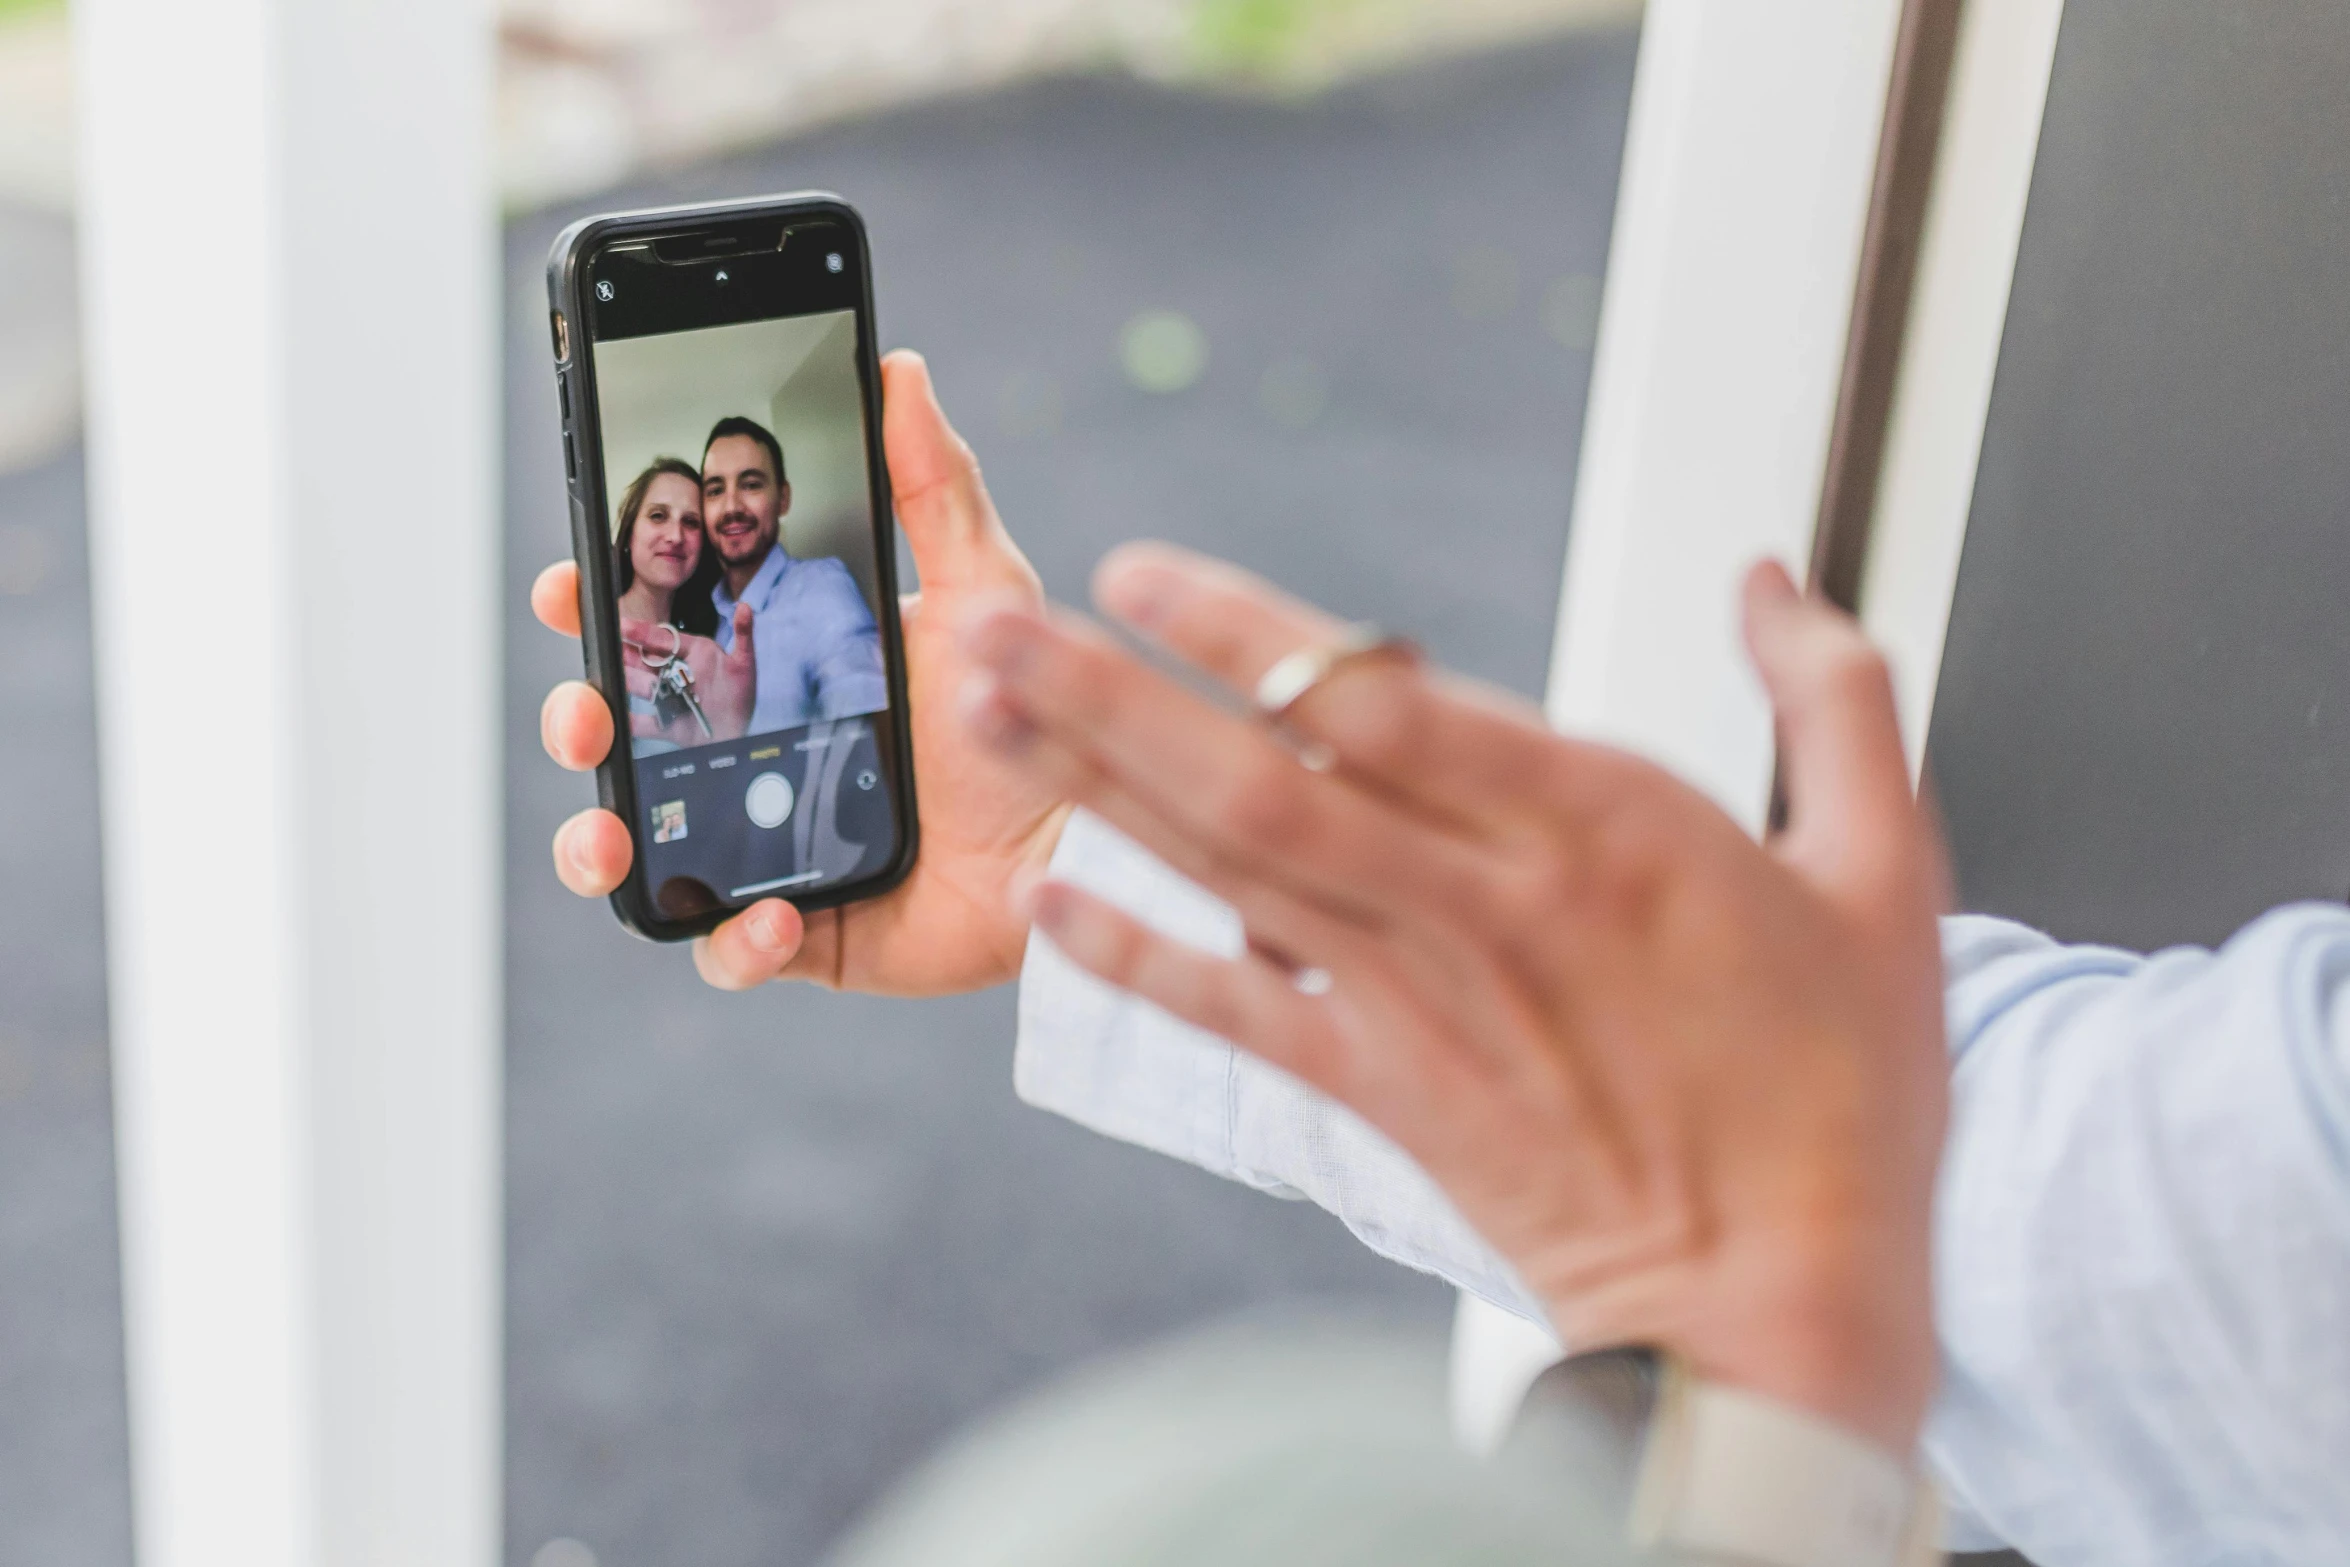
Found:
0,30 -> 1637,1567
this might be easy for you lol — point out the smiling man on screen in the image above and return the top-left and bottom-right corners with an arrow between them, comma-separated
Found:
701,414 -> 888,731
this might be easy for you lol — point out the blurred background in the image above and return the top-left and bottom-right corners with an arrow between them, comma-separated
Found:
0,0 -> 1637,1562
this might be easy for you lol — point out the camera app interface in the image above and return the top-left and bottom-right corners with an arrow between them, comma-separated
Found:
587,248 -> 898,919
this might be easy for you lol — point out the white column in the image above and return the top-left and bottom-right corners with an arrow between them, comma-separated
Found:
74,0 -> 501,1563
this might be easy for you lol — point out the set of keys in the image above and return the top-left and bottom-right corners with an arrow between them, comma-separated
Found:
628,624 -> 713,739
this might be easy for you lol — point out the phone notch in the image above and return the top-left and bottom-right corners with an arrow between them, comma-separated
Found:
651,221 -> 786,264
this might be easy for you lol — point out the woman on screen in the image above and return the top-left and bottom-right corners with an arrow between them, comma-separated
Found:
612,457 -> 756,751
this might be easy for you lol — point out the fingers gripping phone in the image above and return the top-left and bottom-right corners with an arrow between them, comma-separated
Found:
547,194 -> 918,940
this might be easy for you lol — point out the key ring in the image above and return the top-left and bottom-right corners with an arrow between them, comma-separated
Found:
624,622 -> 685,670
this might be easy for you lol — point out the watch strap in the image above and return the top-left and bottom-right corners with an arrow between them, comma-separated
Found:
1629,1358 -> 1942,1567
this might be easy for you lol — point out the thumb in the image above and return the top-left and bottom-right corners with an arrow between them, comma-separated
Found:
730,603 -> 756,671
881,349 -> 1036,597
1741,560 -> 1920,899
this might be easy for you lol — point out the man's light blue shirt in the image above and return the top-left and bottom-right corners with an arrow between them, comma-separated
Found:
712,542 -> 889,732
1016,810 -> 2350,1565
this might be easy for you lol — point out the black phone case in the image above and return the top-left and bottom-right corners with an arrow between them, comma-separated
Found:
545,193 -> 919,942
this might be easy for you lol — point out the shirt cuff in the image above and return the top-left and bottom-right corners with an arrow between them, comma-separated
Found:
1013,809 -> 1546,1320
1012,808 -> 1259,1189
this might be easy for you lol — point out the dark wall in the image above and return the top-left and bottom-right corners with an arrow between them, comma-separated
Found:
1926,0 -> 2350,951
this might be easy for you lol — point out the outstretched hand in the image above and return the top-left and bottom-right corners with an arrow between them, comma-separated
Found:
957,546 -> 1950,1453
617,601 -> 757,745
534,349 -> 1069,994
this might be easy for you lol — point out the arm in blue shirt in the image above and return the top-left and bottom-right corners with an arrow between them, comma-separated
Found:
793,557 -> 888,722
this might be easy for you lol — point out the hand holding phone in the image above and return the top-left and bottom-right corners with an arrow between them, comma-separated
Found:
536,349 -> 1070,993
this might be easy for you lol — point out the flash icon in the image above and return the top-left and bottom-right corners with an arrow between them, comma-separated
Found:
594,280 -> 615,302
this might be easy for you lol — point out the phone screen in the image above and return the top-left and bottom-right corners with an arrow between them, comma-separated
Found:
572,216 -> 910,927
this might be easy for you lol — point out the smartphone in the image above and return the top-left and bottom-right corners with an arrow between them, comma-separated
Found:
546,193 -> 917,940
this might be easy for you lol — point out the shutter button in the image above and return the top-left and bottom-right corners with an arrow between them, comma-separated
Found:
744,771 -> 794,829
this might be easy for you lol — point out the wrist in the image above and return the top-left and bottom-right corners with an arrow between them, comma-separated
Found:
1516,1345 -> 1940,1567
1537,1243 -> 1934,1456
1678,1299 -> 1934,1457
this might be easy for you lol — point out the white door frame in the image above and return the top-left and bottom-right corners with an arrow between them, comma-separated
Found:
1861,0 -> 2068,775
76,1 -> 503,1562
1459,0 -> 2068,1451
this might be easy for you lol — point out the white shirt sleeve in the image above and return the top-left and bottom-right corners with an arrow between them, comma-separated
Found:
1923,908 -> 2350,1563
1014,809 -> 1544,1319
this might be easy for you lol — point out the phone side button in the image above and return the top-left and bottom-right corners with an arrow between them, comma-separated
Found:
571,497 -> 603,662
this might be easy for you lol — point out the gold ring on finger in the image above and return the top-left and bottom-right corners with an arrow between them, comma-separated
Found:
1253,624 -> 1420,770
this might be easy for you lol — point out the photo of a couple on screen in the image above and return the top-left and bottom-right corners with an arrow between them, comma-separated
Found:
598,309 -> 888,758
